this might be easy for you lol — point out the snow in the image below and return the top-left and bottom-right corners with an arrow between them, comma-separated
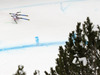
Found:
0,0 -> 100,75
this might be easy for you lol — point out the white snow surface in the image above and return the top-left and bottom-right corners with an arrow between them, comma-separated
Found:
0,0 -> 100,75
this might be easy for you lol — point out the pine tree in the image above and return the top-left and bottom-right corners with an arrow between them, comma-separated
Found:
44,17 -> 100,75
33,70 -> 40,75
13,65 -> 26,75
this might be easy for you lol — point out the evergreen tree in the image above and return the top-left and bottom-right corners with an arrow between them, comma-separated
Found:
13,65 -> 26,75
45,17 -> 100,75
33,70 -> 40,75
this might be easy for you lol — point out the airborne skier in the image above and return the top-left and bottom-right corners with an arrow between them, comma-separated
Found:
9,12 -> 30,24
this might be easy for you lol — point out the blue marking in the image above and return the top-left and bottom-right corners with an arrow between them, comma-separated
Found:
35,36 -> 39,45
0,0 -> 86,11
60,0 -> 86,12
0,41 -> 65,52
64,0 -> 85,2
85,41 -> 88,45
60,2 -> 71,12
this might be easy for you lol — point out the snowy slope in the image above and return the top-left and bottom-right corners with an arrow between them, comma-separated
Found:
0,0 -> 100,75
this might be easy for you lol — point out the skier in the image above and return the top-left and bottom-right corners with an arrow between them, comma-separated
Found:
9,12 -> 30,24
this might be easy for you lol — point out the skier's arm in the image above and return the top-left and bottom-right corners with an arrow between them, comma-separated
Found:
16,12 -> 21,14
9,13 -> 13,17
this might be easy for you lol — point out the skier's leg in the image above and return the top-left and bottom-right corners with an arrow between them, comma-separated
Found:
13,17 -> 18,24
14,19 -> 17,24
14,20 -> 17,24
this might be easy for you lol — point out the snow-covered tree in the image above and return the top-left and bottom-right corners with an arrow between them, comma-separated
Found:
45,17 -> 100,75
33,70 -> 40,75
14,65 -> 26,75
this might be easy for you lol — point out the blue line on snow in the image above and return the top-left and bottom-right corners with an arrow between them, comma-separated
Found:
0,41 -> 65,52
0,0 -> 85,11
